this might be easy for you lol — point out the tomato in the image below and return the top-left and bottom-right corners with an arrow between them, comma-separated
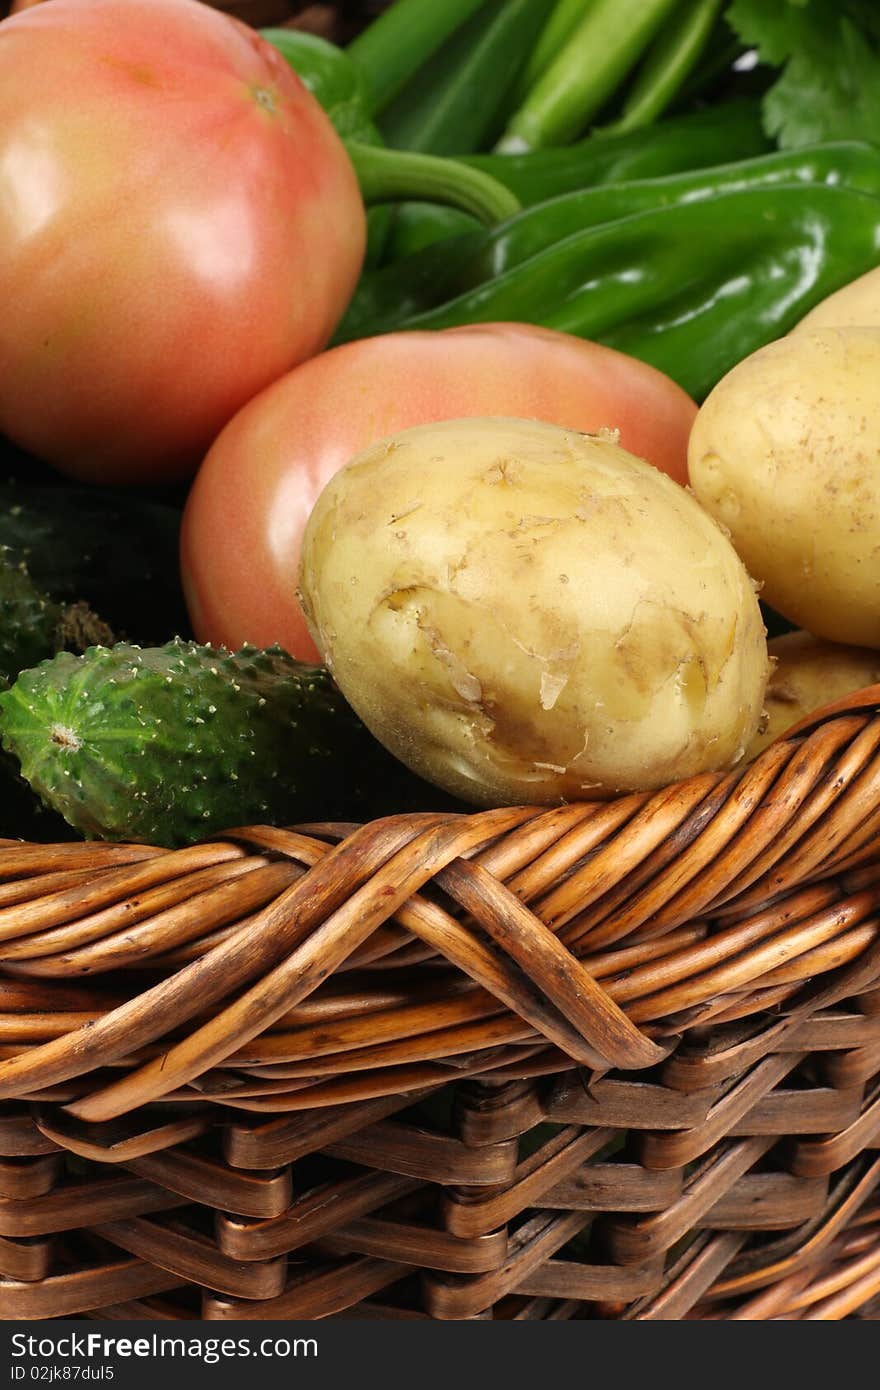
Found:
181,322 -> 698,662
0,0 -> 364,484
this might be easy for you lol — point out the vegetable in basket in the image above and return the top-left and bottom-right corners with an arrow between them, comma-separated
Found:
340,141 -> 880,342
725,0 -> 880,150
376,0 -> 550,157
603,0 -> 726,136
745,633 -> 880,761
496,0 -> 684,152
0,485 -> 188,644
336,181 -> 880,403
794,264 -> 880,332
345,0 -> 487,116
0,547 -> 111,684
0,0 -> 517,485
348,0 -> 736,147
260,27 -> 380,147
689,326 -> 880,647
0,641 -> 448,846
180,324 -> 697,663
385,98 -> 771,262
299,417 -> 769,807
0,547 -> 111,842
258,27 -> 395,269
461,99 -> 770,206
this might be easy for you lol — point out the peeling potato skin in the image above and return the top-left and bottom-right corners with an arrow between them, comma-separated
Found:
688,327 -> 880,648
745,631 -> 880,760
300,418 -> 768,807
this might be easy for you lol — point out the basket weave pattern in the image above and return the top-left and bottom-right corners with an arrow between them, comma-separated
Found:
2,0 -> 879,1325
0,693 -> 879,1318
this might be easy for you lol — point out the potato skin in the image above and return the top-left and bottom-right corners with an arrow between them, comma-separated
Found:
794,266 -> 880,332
746,631 -> 880,760
688,327 -> 880,648
300,417 -> 768,806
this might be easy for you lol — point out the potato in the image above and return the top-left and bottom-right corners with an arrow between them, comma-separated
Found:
746,631 -> 880,760
795,266 -> 880,332
299,417 -> 768,806
688,327 -> 880,648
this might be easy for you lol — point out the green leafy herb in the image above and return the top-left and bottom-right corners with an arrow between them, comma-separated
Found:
726,0 -> 880,147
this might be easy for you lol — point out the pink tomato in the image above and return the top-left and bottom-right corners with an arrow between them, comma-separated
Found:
181,322 -> 698,661
0,0 -> 365,483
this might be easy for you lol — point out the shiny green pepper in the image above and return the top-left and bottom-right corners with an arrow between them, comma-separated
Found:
346,141 -> 880,327
383,97 -> 770,263
337,160 -> 880,401
462,97 -> 769,204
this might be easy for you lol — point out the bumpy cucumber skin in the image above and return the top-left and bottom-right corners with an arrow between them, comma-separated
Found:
0,641 -> 434,846
0,549 -> 61,684
0,551 -> 92,842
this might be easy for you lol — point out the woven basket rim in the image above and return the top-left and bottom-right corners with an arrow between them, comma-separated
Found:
0,688 -> 877,1123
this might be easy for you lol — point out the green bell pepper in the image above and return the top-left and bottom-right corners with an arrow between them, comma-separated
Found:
381,97 -> 770,263
342,142 -> 880,340
336,178 -> 880,402
462,98 -> 769,205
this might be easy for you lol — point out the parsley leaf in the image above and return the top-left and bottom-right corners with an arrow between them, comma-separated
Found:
726,0 -> 880,147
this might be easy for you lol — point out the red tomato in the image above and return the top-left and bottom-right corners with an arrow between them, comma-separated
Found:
182,323 -> 698,662
0,0 -> 364,484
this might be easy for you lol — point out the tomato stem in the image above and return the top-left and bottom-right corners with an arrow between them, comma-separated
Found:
346,141 -> 521,226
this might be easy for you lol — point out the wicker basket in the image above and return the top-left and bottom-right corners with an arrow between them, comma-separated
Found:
1,0 -> 879,1326
0,689 -> 879,1320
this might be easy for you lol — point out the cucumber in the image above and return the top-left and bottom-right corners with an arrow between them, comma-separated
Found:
0,640 -> 449,846
0,484 -> 189,646
0,547 -> 113,684
0,752 -> 75,843
0,548 -> 63,684
0,549 -> 112,843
